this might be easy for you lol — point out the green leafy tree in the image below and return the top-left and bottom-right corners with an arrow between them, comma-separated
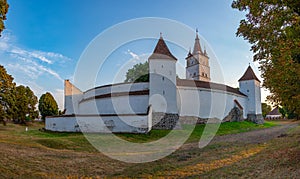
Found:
279,106 -> 297,119
125,61 -> 149,82
38,92 -> 58,120
0,65 -> 16,125
0,0 -> 9,35
14,85 -> 38,123
262,103 -> 271,117
232,0 -> 300,119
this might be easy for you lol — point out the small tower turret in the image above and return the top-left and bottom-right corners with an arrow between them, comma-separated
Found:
239,65 -> 263,124
148,34 -> 178,114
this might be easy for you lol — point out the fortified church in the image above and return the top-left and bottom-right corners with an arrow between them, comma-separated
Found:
46,31 -> 263,133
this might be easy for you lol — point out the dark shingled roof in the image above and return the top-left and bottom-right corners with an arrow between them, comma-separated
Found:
267,107 -> 281,116
177,79 -> 247,96
239,66 -> 261,82
149,36 -> 177,61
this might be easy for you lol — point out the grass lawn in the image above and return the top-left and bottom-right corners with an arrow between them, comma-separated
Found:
0,121 -> 277,151
1,120 -> 296,178
117,121 -> 277,143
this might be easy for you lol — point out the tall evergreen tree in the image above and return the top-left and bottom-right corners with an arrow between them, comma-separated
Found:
38,92 -> 58,120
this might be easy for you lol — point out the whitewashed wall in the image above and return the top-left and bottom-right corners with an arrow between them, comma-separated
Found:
149,59 -> 177,114
75,82 -> 149,115
46,106 -> 152,133
177,86 -> 248,119
239,80 -> 262,115
79,95 -> 149,115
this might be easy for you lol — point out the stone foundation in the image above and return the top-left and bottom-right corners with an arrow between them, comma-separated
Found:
223,107 -> 244,122
178,116 -> 208,125
152,112 -> 180,130
247,114 -> 264,124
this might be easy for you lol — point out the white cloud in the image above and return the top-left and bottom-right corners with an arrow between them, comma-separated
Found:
0,31 -> 70,109
127,49 -> 140,61
0,32 -> 69,82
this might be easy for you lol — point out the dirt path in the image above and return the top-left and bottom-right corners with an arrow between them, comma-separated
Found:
183,120 -> 299,150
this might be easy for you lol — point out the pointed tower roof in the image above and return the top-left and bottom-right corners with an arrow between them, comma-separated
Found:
238,65 -> 261,82
193,29 -> 203,55
149,34 -> 177,61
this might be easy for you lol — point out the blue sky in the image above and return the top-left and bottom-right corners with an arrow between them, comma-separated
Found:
0,0 -> 268,109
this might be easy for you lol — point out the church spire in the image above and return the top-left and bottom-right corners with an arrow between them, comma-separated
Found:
193,29 -> 203,55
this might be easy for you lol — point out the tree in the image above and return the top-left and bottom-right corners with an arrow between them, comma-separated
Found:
261,103 -> 271,117
232,0 -> 300,119
0,65 -> 16,125
38,92 -> 58,120
279,106 -> 297,119
14,85 -> 38,123
124,61 -> 149,82
0,0 -> 9,35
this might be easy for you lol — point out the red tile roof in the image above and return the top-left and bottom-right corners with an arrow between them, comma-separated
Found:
238,66 -> 261,82
177,79 -> 247,96
149,36 -> 177,61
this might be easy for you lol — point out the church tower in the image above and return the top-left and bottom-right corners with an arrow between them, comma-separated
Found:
186,29 -> 210,82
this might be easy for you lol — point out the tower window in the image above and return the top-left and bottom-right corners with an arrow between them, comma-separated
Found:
161,65 -> 163,68
194,72 -> 196,76
162,77 -> 165,81
163,90 -> 165,95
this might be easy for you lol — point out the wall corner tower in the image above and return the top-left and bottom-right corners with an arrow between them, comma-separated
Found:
238,65 -> 263,124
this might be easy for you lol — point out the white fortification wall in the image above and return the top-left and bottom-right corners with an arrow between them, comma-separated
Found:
46,82 -> 151,133
177,86 -> 247,119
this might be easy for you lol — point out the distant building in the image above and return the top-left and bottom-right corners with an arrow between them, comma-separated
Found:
266,107 -> 282,120
46,31 -> 263,133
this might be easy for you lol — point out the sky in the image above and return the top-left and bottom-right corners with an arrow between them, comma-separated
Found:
0,0 -> 269,109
